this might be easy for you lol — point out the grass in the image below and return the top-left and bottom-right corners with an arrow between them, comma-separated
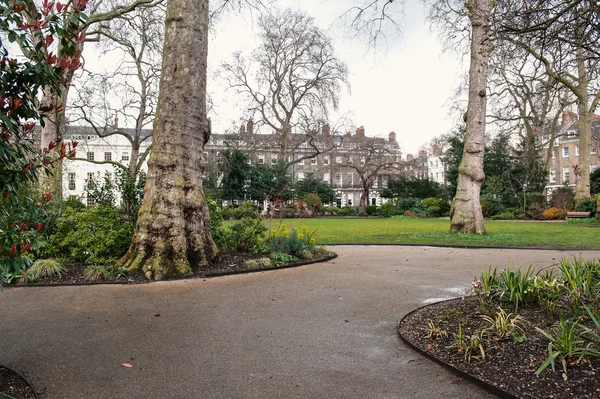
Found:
248,217 -> 600,249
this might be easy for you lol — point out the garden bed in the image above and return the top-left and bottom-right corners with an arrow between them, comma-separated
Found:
6,249 -> 336,287
399,258 -> 600,399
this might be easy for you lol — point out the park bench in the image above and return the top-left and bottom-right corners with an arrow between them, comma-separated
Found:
565,211 -> 591,219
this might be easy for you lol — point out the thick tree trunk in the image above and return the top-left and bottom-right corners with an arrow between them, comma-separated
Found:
574,53 -> 591,202
359,188 -> 368,217
117,0 -> 217,280
450,0 -> 490,235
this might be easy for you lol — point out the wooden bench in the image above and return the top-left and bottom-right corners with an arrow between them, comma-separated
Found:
566,211 -> 591,219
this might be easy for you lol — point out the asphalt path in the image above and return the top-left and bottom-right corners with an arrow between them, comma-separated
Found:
2,246 -> 600,399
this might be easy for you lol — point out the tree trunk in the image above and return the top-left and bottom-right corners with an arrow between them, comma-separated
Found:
117,0 -> 217,280
359,188 -> 368,217
449,0 -> 490,235
574,52 -> 591,203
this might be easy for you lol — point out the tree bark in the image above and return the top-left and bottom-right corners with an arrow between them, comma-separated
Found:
359,188 -> 369,217
449,0 -> 490,235
574,51 -> 591,202
117,0 -> 217,280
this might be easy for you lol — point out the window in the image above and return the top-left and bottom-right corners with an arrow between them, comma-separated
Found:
549,169 -> 556,182
87,196 -> 96,207
258,154 -> 265,164
68,173 -> 76,190
104,152 -> 112,161
271,155 -> 277,164
347,173 -> 354,186
87,151 -> 95,161
310,158 -> 317,165
576,146 -> 580,156
592,145 -> 597,154
552,150 -> 555,159
336,156 -> 342,164
122,152 -> 130,162
323,172 -> 330,183
563,147 -> 569,157
68,195 -> 78,201
360,157 -> 365,166
297,171 -> 304,180
563,167 -> 570,183
591,164 -> 597,173
335,173 -> 342,187
324,157 -> 330,165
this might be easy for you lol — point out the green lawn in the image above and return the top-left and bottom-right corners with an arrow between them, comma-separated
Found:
253,217 -> 600,250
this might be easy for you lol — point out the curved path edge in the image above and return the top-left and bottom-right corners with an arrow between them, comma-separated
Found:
398,299 -> 519,399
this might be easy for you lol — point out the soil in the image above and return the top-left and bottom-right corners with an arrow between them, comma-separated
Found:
8,249 -> 335,286
399,296 -> 600,399
0,367 -> 37,399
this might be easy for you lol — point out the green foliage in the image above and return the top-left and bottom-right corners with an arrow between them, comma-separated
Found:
442,125 -> 466,196
551,186 -> 575,210
574,197 -> 596,214
591,168 -> 600,194
43,206 -> 133,265
114,168 -> 145,223
302,193 -> 323,214
246,161 -> 292,202
0,2 -> 87,284
365,205 -> 377,216
62,197 -> 85,210
28,259 -> 65,279
295,174 -> 336,204
498,265 -> 536,312
224,202 -> 261,220
270,252 -> 298,265
83,265 -> 110,282
84,171 -> 117,207
481,307 -> 525,341
220,149 -> 250,202
257,258 -> 272,267
480,195 -> 503,218
269,224 -> 316,256
244,259 -> 259,269
221,217 -> 267,252
378,202 -> 400,217
337,205 -> 358,216
422,197 -> 449,217
382,177 -> 447,200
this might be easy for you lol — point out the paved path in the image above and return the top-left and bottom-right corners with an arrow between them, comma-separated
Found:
2,246 -> 600,399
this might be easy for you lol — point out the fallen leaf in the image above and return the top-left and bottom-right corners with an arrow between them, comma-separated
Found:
154,314 -> 161,317
426,344 -> 432,351
122,363 -> 133,368
130,356 -> 135,361
345,320 -> 350,323
456,378 -> 463,383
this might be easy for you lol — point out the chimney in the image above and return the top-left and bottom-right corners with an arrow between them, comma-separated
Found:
239,123 -> 246,135
321,124 -> 331,135
389,131 -> 396,142
407,154 -> 414,161
356,125 -> 365,136
345,131 -> 351,136
246,117 -> 254,135
114,113 -> 119,129
561,111 -> 578,129
418,149 -> 427,158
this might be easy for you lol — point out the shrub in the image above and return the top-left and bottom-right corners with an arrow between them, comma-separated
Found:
397,197 -> 425,213
379,202 -> 400,218
62,198 -> 85,210
574,197 -> 596,214
28,259 -> 65,279
257,258 -> 272,268
42,206 -> 133,265
222,217 -> 267,252
422,197 -> 449,217
83,265 -> 110,281
270,252 -> 298,265
550,186 -> 575,210
244,259 -> 259,269
338,205 -> 358,216
269,225 -> 316,256
365,205 -> 377,216
323,206 -> 339,216
480,196 -> 503,218
543,207 -> 567,220
298,249 -> 314,260
231,202 -> 261,220
303,193 -> 322,214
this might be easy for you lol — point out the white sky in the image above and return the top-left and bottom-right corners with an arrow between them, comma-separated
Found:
208,0 -> 467,155
80,0 -> 467,155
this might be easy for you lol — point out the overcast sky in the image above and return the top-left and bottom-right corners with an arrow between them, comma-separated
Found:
80,0 -> 467,155
208,0 -> 467,155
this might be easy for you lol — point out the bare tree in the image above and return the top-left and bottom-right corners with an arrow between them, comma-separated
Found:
499,0 -> 600,202
220,9 -> 349,156
117,0 -> 216,280
68,4 -> 164,173
21,0 -> 164,198
337,128 -> 401,216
